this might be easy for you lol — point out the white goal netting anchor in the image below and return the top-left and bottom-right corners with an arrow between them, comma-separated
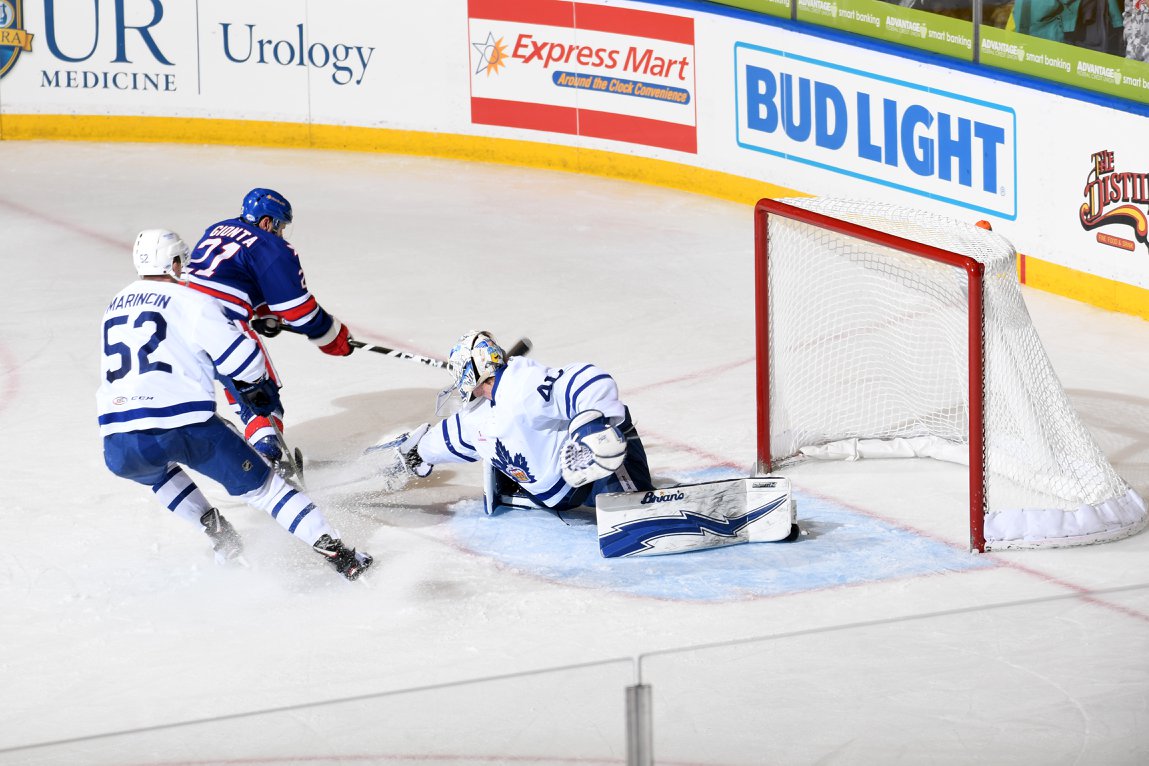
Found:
755,197 -> 1147,552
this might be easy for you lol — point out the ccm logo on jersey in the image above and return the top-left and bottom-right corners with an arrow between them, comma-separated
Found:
111,396 -> 155,405
640,491 -> 686,504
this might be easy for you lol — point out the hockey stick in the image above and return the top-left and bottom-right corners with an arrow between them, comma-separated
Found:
349,337 -> 533,368
269,417 -> 306,489
254,318 -> 532,369
347,340 -> 450,368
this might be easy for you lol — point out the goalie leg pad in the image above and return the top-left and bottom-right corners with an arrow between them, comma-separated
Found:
595,477 -> 796,557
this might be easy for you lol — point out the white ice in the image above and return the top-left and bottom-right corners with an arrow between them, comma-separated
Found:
1,141 -> 1148,765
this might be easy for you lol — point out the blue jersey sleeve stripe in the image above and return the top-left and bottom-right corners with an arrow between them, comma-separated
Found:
214,335 -> 248,369
453,414 -> 476,452
98,401 -> 215,425
570,373 -> 612,415
562,364 -> 595,417
533,475 -> 573,502
230,346 -> 263,378
216,344 -> 261,379
441,418 -> 478,463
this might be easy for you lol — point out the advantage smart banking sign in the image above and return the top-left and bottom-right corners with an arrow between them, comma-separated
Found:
468,0 -> 697,153
735,42 -> 1017,219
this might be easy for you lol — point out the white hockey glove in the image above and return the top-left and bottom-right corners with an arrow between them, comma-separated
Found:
388,422 -> 432,475
365,423 -> 433,483
560,410 -> 627,487
394,423 -> 433,478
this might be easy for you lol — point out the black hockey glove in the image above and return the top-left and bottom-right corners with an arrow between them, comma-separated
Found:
251,316 -> 283,338
233,377 -> 282,417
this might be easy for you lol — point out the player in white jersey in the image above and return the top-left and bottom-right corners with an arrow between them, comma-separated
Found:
385,330 -> 653,512
97,229 -> 373,580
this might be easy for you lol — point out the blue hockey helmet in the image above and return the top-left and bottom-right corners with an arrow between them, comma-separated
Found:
241,188 -> 293,235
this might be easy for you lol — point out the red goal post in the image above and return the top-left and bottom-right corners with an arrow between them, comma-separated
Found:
753,197 -> 1146,552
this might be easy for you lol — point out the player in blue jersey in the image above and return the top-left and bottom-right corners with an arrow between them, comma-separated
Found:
98,229 -> 372,580
184,188 -> 355,467
383,330 -> 653,513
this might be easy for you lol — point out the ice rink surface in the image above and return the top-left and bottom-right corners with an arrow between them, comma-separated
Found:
1,141 -> 1148,765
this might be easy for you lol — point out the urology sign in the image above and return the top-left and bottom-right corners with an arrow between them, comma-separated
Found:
735,42 -> 1017,218
467,0 -> 697,153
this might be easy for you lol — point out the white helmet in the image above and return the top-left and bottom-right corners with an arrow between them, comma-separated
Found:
445,330 -> 506,405
133,229 -> 190,278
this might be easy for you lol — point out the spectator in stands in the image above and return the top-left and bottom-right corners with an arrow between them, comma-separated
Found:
1012,0 -> 1124,55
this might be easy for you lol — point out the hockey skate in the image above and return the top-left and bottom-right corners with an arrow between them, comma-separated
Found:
200,508 -> 244,564
312,534 -> 373,581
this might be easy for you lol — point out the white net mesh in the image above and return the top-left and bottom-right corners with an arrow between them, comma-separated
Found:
764,197 -> 1146,549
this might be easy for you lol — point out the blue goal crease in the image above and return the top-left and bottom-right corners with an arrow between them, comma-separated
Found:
445,469 -> 993,602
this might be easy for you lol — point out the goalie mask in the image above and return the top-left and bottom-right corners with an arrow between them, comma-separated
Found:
439,330 -> 506,413
133,229 -> 190,278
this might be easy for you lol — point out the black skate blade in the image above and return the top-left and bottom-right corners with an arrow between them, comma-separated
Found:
293,447 -> 305,483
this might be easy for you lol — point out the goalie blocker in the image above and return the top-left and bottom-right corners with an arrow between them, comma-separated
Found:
595,477 -> 800,558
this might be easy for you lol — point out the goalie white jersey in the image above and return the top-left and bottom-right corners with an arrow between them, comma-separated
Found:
97,280 -> 267,436
416,356 -> 627,508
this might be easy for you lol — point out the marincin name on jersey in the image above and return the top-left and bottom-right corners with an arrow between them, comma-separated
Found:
106,291 -> 173,313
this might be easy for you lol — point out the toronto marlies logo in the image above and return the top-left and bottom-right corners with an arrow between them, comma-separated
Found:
493,439 -> 534,484
0,0 -> 33,80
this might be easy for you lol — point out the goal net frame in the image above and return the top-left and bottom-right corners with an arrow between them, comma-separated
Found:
753,197 -> 1145,553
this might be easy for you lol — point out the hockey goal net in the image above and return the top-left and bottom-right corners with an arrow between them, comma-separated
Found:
755,197 -> 1146,551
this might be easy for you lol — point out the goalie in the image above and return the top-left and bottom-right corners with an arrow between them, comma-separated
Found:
379,331 -> 800,557
383,330 -> 655,513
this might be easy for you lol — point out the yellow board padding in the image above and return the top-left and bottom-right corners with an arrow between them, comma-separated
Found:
1021,254 -> 1149,321
4,113 -> 1145,318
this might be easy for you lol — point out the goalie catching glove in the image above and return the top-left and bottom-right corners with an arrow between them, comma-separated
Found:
560,410 -> 627,487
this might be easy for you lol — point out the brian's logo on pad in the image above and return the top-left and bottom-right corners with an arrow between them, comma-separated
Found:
0,0 -> 33,80
640,491 -> 686,504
